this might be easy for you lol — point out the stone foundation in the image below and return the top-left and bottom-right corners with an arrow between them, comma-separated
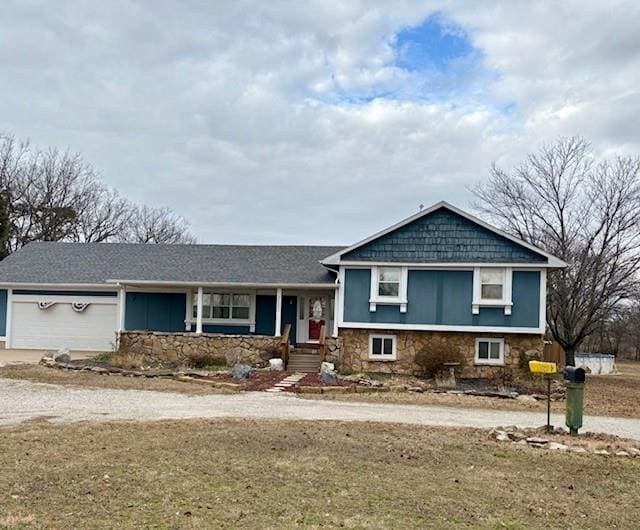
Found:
338,328 -> 543,378
118,331 -> 282,366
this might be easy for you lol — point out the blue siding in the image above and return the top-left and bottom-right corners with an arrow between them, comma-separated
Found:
202,324 -> 250,334
125,292 -> 186,332
343,268 -> 540,328
0,289 -> 6,336
255,295 -> 276,336
343,269 -> 372,323
281,295 -> 297,344
343,207 -> 546,263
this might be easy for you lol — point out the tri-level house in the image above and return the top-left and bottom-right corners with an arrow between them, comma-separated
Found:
0,202 -> 565,375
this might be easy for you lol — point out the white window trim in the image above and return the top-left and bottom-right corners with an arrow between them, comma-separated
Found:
369,266 -> 408,313
186,290 -> 256,332
368,334 -> 397,361
474,337 -> 505,366
472,267 -> 512,315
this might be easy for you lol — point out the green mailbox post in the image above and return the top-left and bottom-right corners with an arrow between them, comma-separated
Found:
563,366 -> 586,435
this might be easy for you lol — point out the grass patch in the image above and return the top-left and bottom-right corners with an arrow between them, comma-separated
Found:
0,419 -> 639,528
311,360 -> 640,419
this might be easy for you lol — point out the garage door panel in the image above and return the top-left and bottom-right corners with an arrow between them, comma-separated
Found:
11,300 -> 117,351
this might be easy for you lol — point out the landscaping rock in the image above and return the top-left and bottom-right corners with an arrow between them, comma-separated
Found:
594,449 -> 610,456
548,442 -> 569,451
526,437 -> 549,446
320,362 -> 335,373
407,386 -> 424,393
269,358 -> 284,371
616,451 -> 631,457
54,349 -> 71,363
516,394 -> 537,403
41,351 -> 56,362
496,433 -> 510,442
232,363 -> 252,380
628,448 -> 640,457
571,447 -> 588,454
320,370 -> 338,385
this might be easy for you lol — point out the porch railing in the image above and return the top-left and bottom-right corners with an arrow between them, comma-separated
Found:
318,324 -> 327,362
280,323 -> 292,368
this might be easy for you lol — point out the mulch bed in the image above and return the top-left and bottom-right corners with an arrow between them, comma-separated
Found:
295,373 -> 351,388
202,371 -> 349,391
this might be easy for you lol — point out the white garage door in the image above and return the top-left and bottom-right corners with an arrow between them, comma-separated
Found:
10,297 -> 118,351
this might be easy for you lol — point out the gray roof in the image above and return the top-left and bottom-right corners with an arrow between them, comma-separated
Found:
0,242 -> 344,286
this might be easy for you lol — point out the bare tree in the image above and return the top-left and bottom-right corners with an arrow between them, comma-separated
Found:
0,133 -> 196,252
123,205 -> 196,244
472,137 -> 640,365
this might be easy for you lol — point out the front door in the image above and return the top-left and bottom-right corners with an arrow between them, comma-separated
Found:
306,296 -> 327,341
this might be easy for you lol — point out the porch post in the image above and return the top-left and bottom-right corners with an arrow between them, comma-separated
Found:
196,286 -> 203,334
117,286 -> 126,333
275,287 -> 282,336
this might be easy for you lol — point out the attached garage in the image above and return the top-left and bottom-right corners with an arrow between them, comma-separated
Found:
9,292 -> 119,351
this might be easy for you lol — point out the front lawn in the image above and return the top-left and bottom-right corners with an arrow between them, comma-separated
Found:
1,419 -> 639,529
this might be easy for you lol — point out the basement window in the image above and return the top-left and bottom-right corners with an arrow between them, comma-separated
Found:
475,338 -> 504,365
369,334 -> 397,361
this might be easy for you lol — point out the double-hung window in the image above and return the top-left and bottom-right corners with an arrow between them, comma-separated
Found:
473,267 -> 512,315
377,267 -> 401,297
370,266 -> 408,312
193,291 -> 251,322
475,338 -> 504,365
480,268 -> 504,300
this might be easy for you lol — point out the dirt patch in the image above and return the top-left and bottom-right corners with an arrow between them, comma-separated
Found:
1,419 -> 639,529
0,365 -> 234,395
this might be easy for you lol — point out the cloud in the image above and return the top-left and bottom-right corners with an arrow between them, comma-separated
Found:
0,1 -> 638,244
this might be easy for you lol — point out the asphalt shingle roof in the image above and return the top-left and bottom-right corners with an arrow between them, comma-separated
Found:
0,242 -> 344,286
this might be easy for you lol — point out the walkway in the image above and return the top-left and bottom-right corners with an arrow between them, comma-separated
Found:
1,378 -> 639,440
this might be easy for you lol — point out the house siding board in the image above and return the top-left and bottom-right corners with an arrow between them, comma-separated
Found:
281,295 -> 297,345
0,289 -> 6,336
125,292 -> 186,332
510,271 -> 540,328
343,268 -> 540,328
255,295 -> 276,336
343,208 -> 547,263
201,324 -> 250,334
343,269 -> 371,323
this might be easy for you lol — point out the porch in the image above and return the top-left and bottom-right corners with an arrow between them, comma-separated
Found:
115,282 -> 339,371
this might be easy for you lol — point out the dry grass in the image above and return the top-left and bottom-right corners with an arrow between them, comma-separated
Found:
314,360 -> 640,419
0,365 -> 235,395
1,419 -> 639,529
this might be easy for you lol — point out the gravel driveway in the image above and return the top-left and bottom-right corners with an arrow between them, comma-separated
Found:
2,377 -> 639,439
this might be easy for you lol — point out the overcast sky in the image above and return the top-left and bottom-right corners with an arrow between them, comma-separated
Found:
2,1 -> 639,245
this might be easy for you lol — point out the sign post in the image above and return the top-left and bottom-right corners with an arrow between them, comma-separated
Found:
529,360 -> 557,433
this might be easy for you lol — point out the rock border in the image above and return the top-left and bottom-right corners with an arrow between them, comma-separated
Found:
37,357 -> 565,400
490,426 -> 640,457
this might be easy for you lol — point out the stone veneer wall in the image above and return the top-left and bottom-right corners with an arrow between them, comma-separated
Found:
338,329 -> 543,378
118,331 -> 282,366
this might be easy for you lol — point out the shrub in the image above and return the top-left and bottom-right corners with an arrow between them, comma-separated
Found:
414,338 -> 466,378
184,351 -> 226,369
108,352 -> 145,370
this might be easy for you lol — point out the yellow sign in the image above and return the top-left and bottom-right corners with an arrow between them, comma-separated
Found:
529,360 -> 557,374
